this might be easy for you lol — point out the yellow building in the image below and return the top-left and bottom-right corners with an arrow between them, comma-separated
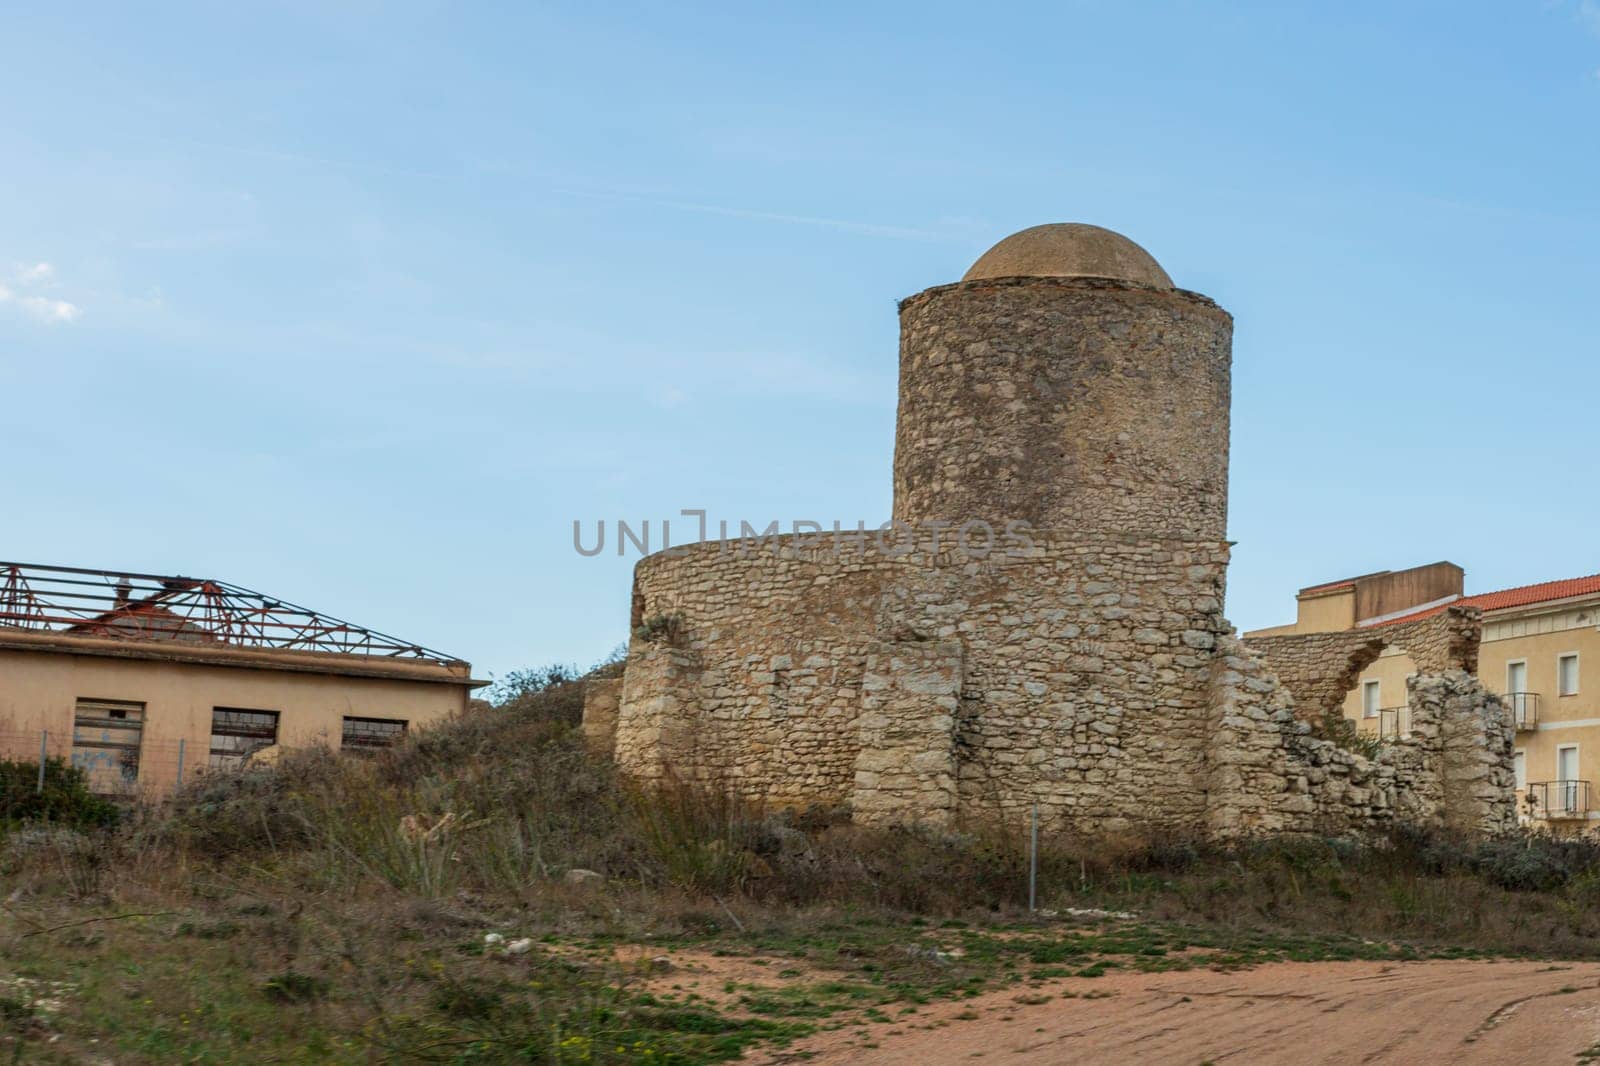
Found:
1247,562 -> 1600,830
0,561 -> 482,799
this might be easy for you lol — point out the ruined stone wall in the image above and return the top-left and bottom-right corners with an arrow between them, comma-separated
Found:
1242,606 -> 1482,722
603,529 -> 1231,831
1204,636 -> 1516,837
591,553 -> 1516,837
580,677 -> 622,758
892,278 -> 1232,540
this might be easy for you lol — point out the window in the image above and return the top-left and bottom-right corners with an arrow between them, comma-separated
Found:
1362,680 -> 1381,719
1507,659 -> 1528,695
209,708 -> 279,769
1559,653 -> 1580,697
1559,744 -> 1580,783
1514,750 -> 1527,790
71,698 -> 145,795
341,716 -> 407,753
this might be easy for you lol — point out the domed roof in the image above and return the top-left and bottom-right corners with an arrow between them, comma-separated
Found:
962,223 -> 1172,288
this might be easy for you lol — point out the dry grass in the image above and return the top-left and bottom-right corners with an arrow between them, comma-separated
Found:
4,673 -> 1600,1061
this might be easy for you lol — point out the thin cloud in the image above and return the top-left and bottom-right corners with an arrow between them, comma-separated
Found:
1,262 -> 81,323
0,284 -> 80,323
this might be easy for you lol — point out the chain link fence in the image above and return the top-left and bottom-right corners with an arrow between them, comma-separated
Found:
0,729 -> 195,801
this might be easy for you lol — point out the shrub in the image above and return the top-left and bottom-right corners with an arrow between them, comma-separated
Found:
1472,834 -> 1600,892
1308,710 -> 1382,760
260,970 -> 329,1003
135,749 -> 335,857
0,757 -> 118,829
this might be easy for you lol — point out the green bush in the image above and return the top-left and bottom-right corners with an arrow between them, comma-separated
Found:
135,750 -> 330,856
1472,835 -> 1600,892
0,757 -> 118,829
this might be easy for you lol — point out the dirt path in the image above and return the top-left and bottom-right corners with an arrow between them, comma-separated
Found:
757,959 -> 1600,1065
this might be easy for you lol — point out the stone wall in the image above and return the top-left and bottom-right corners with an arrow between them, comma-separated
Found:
1242,606 -> 1482,722
600,528 -> 1234,831
580,677 -> 622,758
852,641 -> 962,826
892,277 -> 1232,541
589,554 -> 1516,838
1203,636 -> 1515,837
1408,671 -> 1519,835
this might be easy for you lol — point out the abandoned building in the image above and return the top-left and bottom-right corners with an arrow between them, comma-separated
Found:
1248,562 -> 1600,829
583,222 -> 1520,838
0,561 -> 481,797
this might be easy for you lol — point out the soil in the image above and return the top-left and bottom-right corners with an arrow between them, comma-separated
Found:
754,958 -> 1600,1065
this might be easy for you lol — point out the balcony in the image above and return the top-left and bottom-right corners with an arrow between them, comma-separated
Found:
1376,706 -> 1409,740
1505,691 -> 1540,731
1526,780 -> 1591,820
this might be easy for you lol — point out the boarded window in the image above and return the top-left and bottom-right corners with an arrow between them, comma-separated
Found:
341,716 -> 407,753
209,708 -> 279,769
1362,680 -> 1381,718
71,698 -> 145,795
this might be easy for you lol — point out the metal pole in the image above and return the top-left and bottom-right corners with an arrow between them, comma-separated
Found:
1029,803 -> 1038,913
37,730 -> 47,794
176,738 -> 186,787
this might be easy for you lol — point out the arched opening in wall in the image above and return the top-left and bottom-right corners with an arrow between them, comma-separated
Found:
1335,640 -> 1421,742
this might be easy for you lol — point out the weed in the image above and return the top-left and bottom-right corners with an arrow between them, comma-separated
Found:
260,971 -> 329,1003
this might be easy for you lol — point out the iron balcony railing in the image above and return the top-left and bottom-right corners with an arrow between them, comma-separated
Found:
1505,692 -> 1540,731
1377,706 -> 1409,740
1526,779 -> 1591,819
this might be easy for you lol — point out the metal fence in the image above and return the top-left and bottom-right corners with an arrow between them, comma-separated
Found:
0,729 -> 193,801
1506,692 -> 1540,731
1527,779 -> 1592,819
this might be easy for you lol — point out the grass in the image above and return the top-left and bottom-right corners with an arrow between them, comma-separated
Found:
5,668 -> 1600,1061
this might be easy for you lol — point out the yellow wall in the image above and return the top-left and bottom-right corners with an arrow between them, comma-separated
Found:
1338,598 -> 1600,829
0,647 -> 468,799
1340,646 -> 1418,737
1478,612 -> 1600,825
1245,588 -> 1355,638
1295,589 -> 1356,634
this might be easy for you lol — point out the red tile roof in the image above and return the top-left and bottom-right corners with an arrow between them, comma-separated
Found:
1361,573 -> 1600,628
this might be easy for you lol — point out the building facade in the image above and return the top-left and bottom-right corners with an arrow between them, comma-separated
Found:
1246,565 -> 1600,830
0,562 -> 481,798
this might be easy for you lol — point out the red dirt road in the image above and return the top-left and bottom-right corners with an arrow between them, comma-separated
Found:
758,959 -> 1600,1065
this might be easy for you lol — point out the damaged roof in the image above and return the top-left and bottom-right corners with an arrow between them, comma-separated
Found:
0,560 -> 463,667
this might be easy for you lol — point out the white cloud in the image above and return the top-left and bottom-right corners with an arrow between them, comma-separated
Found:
0,261 -> 80,323
0,285 -> 80,323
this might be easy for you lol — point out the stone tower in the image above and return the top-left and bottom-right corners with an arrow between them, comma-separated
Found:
891,223 -> 1233,541
585,221 -> 1517,841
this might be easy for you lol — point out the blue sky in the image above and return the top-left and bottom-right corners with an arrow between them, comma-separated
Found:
3,2 -> 1598,681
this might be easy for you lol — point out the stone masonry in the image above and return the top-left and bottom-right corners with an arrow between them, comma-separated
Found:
1243,605 -> 1483,722
584,223 -> 1517,838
